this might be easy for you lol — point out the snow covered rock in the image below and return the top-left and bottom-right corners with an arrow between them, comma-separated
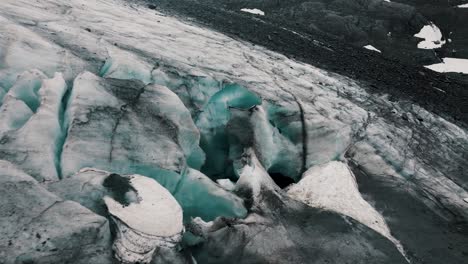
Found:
104,174 -> 184,264
0,160 -> 112,264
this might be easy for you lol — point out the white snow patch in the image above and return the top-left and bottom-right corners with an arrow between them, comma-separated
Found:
425,57 -> 468,74
414,23 -> 446,49
463,198 -> 468,203
240,8 -> 265,16
457,3 -> 468,7
363,45 -> 381,53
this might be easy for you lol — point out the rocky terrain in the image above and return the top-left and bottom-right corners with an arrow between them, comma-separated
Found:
0,0 -> 466,263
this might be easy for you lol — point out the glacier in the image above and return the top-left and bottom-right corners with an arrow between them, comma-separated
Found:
0,0 -> 467,263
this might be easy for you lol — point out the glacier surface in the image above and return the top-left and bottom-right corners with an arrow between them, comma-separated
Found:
0,0 -> 467,263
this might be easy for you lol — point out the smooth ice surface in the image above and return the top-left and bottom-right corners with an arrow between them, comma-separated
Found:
240,8 -> 265,16
104,175 -> 183,236
414,23 -> 445,49
425,57 -> 468,74
363,45 -> 382,53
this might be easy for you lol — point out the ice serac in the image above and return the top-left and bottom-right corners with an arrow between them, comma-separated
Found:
196,83 -> 262,178
104,174 -> 184,264
0,160 -> 112,264
0,72 -> 67,181
61,71 -> 202,177
191,149 -> 408,264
